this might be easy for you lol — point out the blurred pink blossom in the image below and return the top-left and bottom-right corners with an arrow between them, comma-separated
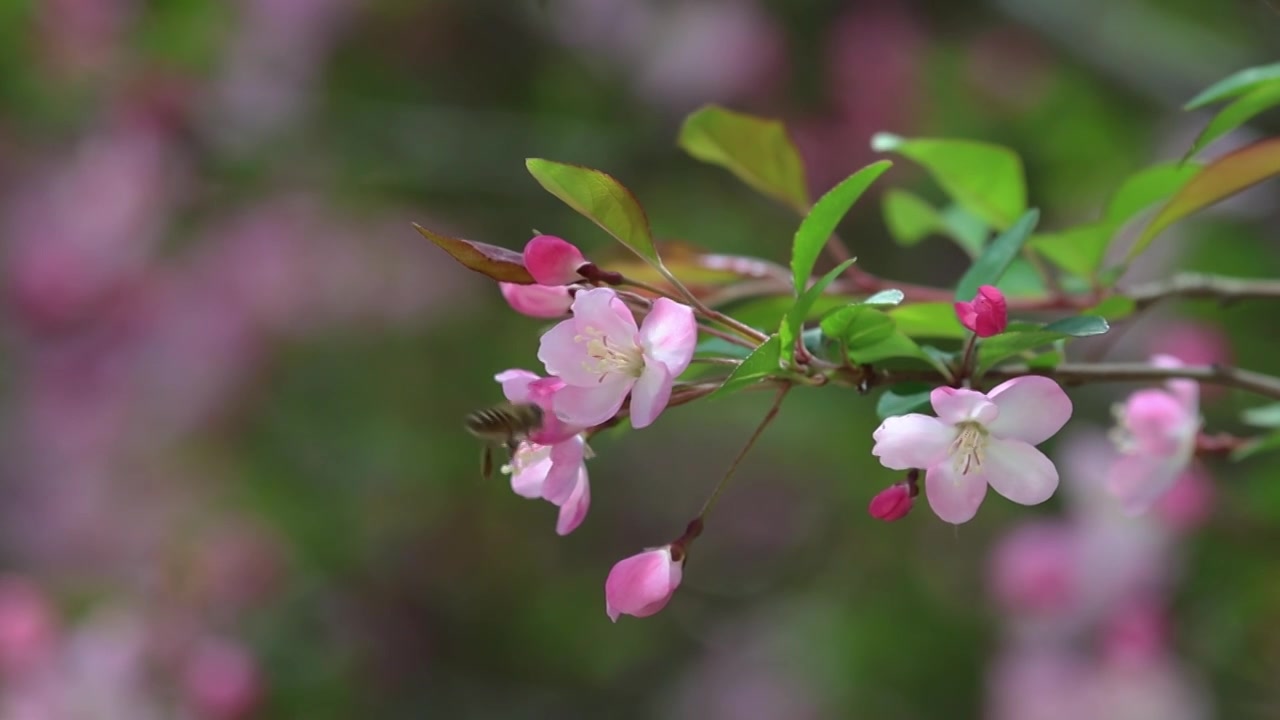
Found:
1108,357 -> 1201,516
989,522 -> 1078,618
182,638 -> 262,720
36,0 -> 137,77
0,578 -> 57,678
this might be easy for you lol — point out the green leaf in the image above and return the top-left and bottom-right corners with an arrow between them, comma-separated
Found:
938,204 -> 990,257
1042,315 -> 1110,337
846,332 -> 929,365
876,384 -> 934,419
779,259 -> 857,364
1184,62 -> 1280,109
882,190 -> 941,246
412,223 -> 536,283
1231,429 -> 1280,461
1087,295 -> 1137,321
1186,81 -> 1280,159
871,133 -> 1026,230
790,161 -> 891,294
820,306 -> 896,349
678,105 -> 810,212
976,330 -> 1067,374
695,336 -> 754,360
1026,348 -> 1065,369
1104,162 -> 1203,226
954,209 -> 1041,300
863,289 -> 906,306
709,335 -> 782,398
525,158 -> 659,266
1242,403 -> 1280,428
1129,138 -> 1280,261
888,303 -> 967,339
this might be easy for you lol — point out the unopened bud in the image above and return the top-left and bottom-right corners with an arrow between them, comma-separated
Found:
954,285 -> 1008,337
523,235 -> 589,285
869,482 -> 913,521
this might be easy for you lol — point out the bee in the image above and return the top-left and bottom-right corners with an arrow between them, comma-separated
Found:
464,402 -> 545,479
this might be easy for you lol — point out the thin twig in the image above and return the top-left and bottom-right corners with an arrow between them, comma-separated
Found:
697,385 -> 791,519
615,288 -> 759,350
619,274 -> 770,343
1125,273 -> 1280,310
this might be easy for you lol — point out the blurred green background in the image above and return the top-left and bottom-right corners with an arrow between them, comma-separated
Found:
0,0 -> 1278,717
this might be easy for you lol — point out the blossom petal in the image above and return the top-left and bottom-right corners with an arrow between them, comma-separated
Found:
509,444 -> 552,498
605,548 -> 680,622
543,436 -> 587,504
871,414 -> 954,470
499,282 -> 572,318
986,376 -> 1073,445
931,387 -> 998,425
979,437 -> 1060,506
571,288 -> 638,343
1107,453 -> 1182,516
925,462 -> 988,524
638,298 -> 697,376
629,363 -> 673,429
553,380 -> 632,426
1152,354 -> 1200,412
537,319 -> 597,385
494,369 -> 539,404
554,468 -> 590,535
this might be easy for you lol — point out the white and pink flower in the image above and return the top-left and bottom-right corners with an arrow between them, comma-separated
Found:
1107,356 -> 1201,516
604,545 -> 684,622
538,288 -> 696,428
494,369 -> 591,534
871,377 -> 1073,524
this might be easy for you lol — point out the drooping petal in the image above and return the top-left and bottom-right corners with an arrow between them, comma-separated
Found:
499,282 -> 573,318
638,298 -> 697,377
924,462 -> 989,524
543,435 -> 587,504
931,387 -> 999,425
1107,453 -> 1182,516
494,369 -> 540,404
571,288 -> 639,344
537,318 -> 598,386
628,362 -> 673,429
554,468 -> 590,536
553,379 -> 633,426
871,414 -> 955,470
986,376 -> 1073,445
979,437 -> 1060,506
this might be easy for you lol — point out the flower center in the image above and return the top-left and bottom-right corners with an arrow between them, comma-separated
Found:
950,421 -> 988,475
502,442 -> 550,476
577,326 -> 644,379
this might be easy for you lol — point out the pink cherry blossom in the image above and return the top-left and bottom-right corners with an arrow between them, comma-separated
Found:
989,521 -> 1078,616
605,546 -> 684,622
494,369 -> 583,445
954,284 -> 1008,337
538,288 -> 696,428
523,235 -> 588,285
871,376 -> 1072,524
506,435 -> 592,535
868,483 -> 913,521
181,638 -> 261,720
1107,356 -> 1201,516
498,282 -> 573,318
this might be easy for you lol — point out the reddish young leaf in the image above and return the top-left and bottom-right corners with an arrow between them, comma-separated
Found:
1129,138 -> 1280,260
413,223 -> 535,284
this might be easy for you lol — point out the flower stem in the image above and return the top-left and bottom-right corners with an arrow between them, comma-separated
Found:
957,333 -> 979,383
619,273 -> 770,344
696,385 -> 791,520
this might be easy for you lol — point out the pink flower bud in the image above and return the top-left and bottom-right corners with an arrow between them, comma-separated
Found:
524,235 -> 588,285
182,638 -> 261,720
868,483 -> 913,521
499,282 -> 573,318
604,546 -> 684,622
954,285 -> 1008,337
